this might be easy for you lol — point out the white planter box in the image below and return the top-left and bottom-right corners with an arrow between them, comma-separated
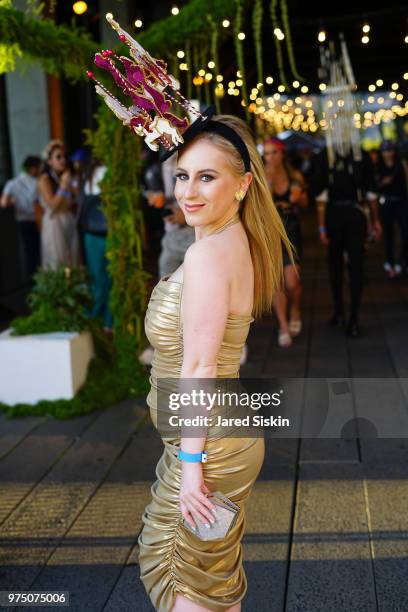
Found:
0,329 -> 94,405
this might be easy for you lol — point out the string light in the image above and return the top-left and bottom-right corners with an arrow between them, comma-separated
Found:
301,85 -> 308,93
177,50 -> 185,58
376,79 -> 383,87
391,82 -> 399,90
208,61 -> 215,69
171,6 -> 179,15
292,80 -> 300,88
222,19 -> 230,28
362,35 -> 369,44
134,19 -> 143,28
318,30 -> 326,43
236,79 -> 243,86
73,1 -> 87,15
368,84 -> 376,92
237,70 -> 242,78
278,85 -> 285,92
216,75 -> 223,82
266,76 -> 274,84
198,69 -> 205,77
404,73 -> 408,80
362,23 -> 370,33
319,83 -> 327,91
237,32 -> 246,40
405,35 -> 408,43
273,28 -> 285,40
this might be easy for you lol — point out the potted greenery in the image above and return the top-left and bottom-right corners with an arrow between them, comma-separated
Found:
0,266 -> 94,405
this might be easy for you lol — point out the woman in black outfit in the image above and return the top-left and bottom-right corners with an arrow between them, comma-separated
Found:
264,138 -> 308,347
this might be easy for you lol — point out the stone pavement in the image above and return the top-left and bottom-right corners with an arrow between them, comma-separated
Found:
1,210 -> 408,611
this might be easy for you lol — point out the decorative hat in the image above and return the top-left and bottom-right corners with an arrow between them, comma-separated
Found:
87,15 -> 251,172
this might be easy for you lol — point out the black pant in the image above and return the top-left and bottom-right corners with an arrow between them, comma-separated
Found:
325,205 -> 367,321
18,221 -> 40,280
379,198 -> 408,267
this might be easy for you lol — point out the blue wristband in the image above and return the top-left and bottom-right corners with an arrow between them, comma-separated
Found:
178,450 -> 208,463
57,188 -> 71,199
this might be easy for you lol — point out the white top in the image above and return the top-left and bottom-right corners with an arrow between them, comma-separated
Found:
2,173 -> 38,222
84,166 -> 107,196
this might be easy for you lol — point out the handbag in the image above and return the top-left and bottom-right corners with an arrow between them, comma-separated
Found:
77,193 -> 108,236
182,491 -> 240,541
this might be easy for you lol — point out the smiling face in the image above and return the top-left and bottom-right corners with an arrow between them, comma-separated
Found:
174,138 -> 251,230
48,146 -> 67,174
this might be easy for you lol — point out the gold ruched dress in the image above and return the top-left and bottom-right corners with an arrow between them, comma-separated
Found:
138,274 -> 265,612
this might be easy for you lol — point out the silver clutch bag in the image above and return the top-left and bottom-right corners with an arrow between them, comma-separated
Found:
182,491 -> 240,541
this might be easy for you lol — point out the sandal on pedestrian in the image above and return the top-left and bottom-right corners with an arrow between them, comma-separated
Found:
288,319 -> 302,336
278,331 -> 292,347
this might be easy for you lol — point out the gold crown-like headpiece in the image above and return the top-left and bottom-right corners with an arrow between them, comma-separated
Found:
87,14 -> 208,152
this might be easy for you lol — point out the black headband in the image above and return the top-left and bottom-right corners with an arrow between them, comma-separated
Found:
159,106 -> 251,173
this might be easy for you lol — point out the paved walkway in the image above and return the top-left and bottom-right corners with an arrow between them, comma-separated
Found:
1,210 -> 408,611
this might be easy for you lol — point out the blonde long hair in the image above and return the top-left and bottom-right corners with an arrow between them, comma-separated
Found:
192,115 -> 294,319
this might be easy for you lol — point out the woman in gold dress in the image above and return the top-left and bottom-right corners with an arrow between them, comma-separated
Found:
138,115 -> 292,611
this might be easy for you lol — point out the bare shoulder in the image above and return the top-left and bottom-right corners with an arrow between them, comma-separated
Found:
184,237 -> 228,279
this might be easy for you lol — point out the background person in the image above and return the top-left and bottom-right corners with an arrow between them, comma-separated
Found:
264,137 -> 308,347
0,155 -> 41,281
38,140 -> 80,270
315,149 -> 382,337
78,157 -> 113,332
376,140 -> 408,278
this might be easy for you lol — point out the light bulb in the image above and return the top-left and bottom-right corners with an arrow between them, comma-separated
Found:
73,1 -> 87,15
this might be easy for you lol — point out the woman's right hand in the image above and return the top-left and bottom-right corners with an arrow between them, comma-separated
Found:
60,170 -> 71,190
179,462 -> 217,531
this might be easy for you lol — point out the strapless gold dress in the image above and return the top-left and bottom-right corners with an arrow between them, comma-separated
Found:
138,276 -> 265,612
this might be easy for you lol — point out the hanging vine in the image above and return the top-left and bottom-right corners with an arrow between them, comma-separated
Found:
234,0 -> 249,120
185,39 -> 192,101
192,44 -> 202,103
208,15 -> 221,113
270,0 -> 289,90
252,0 -> 264,87
200,42 -> 211,107
280,0 -> 303,81
84,106 -> 149,369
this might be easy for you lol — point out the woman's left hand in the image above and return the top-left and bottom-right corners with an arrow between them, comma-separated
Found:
179,462 -> 216,531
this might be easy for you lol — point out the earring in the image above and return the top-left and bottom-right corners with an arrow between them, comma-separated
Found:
235,189 -> 246,202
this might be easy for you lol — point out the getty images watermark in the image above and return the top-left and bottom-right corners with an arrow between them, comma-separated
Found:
167,387 -> 288,429
152,377 -> 408,438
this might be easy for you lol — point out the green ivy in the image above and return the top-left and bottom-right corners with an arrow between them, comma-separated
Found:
84,104 -> 150,375
0,4 -> 97,79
